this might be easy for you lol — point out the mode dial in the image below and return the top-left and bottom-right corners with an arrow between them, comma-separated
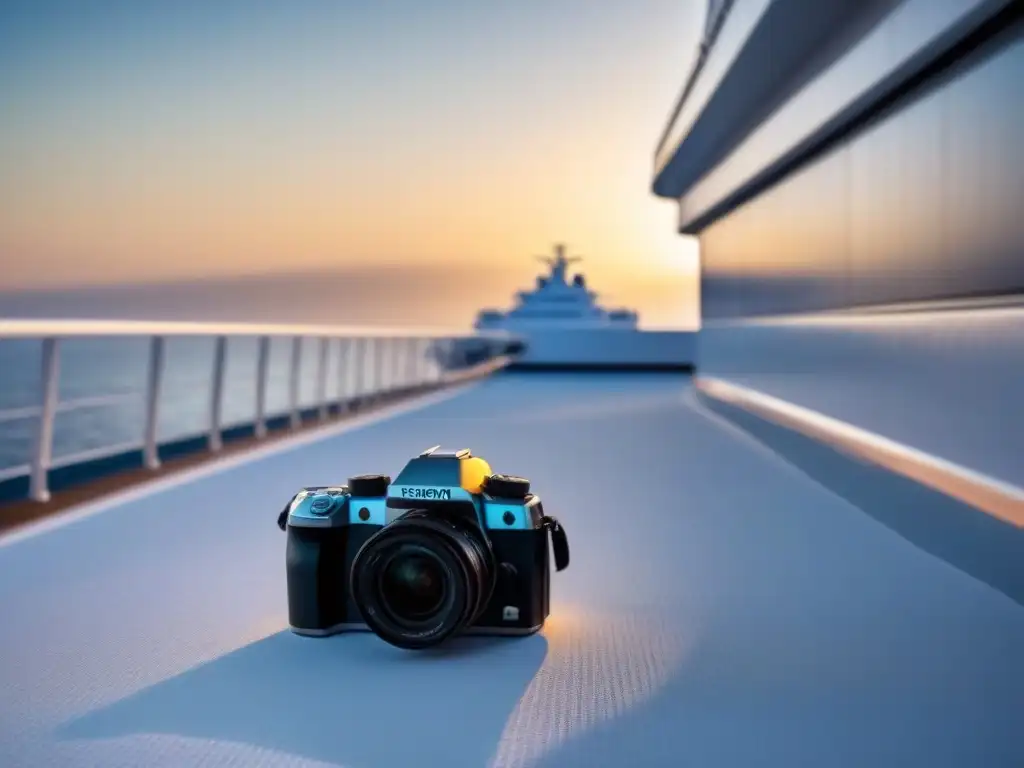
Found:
484,474 -> 530,500
347,474 -> 391,496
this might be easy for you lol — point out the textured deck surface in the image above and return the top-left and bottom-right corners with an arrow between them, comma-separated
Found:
1,373 -> 1021,767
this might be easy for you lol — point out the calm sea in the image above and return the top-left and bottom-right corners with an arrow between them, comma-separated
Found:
0,336 -> 408,477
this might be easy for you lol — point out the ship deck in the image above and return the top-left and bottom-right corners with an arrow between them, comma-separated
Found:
0,373 -> 1021,767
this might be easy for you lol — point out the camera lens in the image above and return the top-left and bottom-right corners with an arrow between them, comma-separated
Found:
350,510 -> 495,650
379,552 -> 446,620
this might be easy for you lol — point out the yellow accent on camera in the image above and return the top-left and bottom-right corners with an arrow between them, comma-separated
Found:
459,456 -> 492,494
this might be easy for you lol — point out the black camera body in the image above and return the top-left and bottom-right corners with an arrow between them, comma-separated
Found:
277,446 -> 569,650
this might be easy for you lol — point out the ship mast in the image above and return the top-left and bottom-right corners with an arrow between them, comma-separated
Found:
537,243 -> 582,285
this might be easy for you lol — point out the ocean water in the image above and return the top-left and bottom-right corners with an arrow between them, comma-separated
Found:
0,336 -> 421,477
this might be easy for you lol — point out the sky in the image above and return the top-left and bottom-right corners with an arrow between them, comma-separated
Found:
0,0 -> 704,328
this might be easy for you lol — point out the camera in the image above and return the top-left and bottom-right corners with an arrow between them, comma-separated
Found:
276,446 -> 570,650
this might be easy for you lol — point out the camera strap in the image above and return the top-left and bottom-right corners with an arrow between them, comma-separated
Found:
276,502 -> 291,531
542,516 -> 570,571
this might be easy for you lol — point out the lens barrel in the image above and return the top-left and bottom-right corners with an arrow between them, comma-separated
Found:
350,510 -> 495,649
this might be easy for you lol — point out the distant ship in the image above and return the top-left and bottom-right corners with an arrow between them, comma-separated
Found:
475,244 -> 639,331
467,243 -> 694,370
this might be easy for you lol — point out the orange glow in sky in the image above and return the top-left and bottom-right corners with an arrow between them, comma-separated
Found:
0,1 -> 704,328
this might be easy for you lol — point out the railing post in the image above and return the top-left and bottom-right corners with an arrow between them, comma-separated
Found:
354,337 -> 368,403
345,337 -> 358,405
208,335 -> 227,452
386,337 -> 396,393
376,337 -> 387,396
419,338 -> 430,386
389,337 -> 400,392
407,338 -> 419,387
422,338 -> 433,386
316,337 -> 329,421
334,338 -> 344,412
376,337 -> 388,397
405,337 -> 420,389
385,337 -> 397,393
380,337 -> 391,394
29,337 -> 60,502
337,337 -> 352,412
394,337 -> 407,392
424,338 -> 432,383
143,336 -> 165,469
289,336 -> 302,429
383,337 -> 394,393
254,335 -> 270,439
434,339 -> 447,383
364,337 -> 377,401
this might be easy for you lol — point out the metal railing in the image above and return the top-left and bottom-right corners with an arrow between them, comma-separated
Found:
0,320 -> 520,503
653,0 -> 745,172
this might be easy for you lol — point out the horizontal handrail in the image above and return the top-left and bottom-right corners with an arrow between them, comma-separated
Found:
695,376 -> 1024,528
0,323 -> 523,504
653,0 -> 743,169
0,393 -> 138,424
0,318 -> 515,340
49,440 -> 148,472
0,464 -> 32,484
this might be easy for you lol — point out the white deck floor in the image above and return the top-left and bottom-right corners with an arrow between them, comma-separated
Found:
1,373 -> 1021,767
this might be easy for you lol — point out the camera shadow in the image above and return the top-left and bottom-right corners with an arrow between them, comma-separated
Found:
57,629 -> 548,767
